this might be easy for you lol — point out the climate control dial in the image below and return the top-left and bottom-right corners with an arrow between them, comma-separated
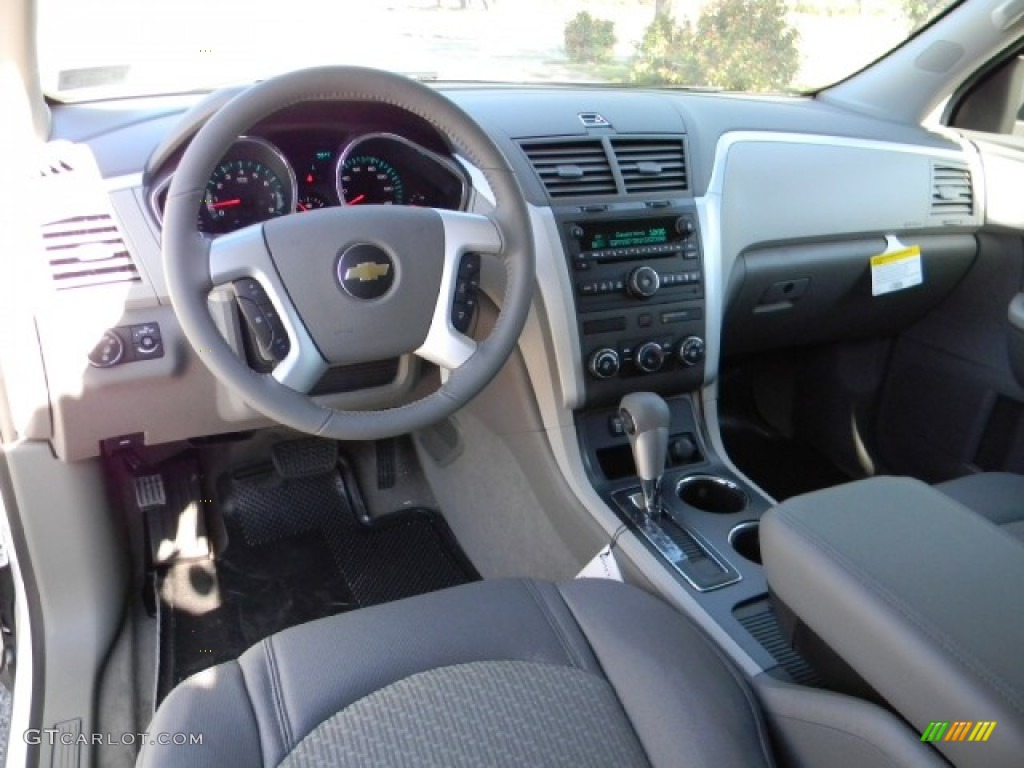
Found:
635,342 -> 665,373
678,336 -> 706,366
588,348 -> 621,379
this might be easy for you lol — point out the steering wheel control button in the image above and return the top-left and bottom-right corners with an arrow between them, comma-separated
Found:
458,252 -> 480,279
89,331 -> 126,368
231,280 -> 291,363
233,278 -> 271,305
337,243 -> 395,300
237,298 -> 274,348
451,253 -> 482,334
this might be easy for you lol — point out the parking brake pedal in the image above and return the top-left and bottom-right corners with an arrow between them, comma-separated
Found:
271,438 -> 338,479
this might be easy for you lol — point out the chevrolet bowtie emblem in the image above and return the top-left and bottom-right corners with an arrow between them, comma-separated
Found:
345,262 -> 391,282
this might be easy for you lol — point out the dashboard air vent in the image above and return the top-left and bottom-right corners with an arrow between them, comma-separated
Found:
931,163 -> 973,217
611,138 -> 688,194
37,142 -> 140,290
41,214 -> 139,290
519,139 -> 616,198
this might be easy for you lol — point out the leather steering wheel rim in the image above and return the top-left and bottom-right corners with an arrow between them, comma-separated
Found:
162,66 -> 535,440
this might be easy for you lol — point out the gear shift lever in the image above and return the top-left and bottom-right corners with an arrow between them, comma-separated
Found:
619,392 -> 671,519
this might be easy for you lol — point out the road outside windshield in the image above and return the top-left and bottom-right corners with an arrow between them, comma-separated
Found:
38,0 -> 960,100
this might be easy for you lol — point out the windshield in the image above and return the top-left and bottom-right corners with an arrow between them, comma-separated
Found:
38,0 -> 961,101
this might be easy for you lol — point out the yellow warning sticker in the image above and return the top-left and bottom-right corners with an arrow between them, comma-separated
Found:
871,245 -> 922,296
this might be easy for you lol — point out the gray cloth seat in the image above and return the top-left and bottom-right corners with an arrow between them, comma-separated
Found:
138,578 -> 775,768
935,471 -> 1024,542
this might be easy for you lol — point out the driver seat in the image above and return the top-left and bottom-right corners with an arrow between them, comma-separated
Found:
139,578 -> 774,767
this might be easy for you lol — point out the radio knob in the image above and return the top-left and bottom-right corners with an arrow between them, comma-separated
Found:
628,266 -> 661,299
635,342 -> 665,373
569,224 -> 584,239
676,217 -> 695,235
678,336 -> 706,366
588,348 -> 620,379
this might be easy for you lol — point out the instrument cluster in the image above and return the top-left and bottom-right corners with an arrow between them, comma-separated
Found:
153,130 -> 468,235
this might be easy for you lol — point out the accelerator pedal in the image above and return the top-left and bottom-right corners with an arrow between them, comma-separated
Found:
271,438 -> 338,480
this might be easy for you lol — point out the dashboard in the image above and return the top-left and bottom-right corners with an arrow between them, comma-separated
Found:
19,84 -> 987,461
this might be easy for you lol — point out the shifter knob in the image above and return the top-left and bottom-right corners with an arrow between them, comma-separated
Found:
619,392 -> 671,518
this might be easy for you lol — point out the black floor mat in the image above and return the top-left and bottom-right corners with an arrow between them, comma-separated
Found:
156,447 -> 477,703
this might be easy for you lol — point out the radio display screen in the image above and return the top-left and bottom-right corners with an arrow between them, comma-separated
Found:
581,218 -> 676,251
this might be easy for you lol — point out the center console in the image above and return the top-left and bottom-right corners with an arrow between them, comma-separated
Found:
553,196 -> 796,675
555,202 -> 707,407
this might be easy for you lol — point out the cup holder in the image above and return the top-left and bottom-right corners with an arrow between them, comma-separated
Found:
676,475 -> 748,514
729,521 -> 761,564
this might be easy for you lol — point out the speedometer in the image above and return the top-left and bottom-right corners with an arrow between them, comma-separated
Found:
196,137 -> 296,235
338,155 -> 404,205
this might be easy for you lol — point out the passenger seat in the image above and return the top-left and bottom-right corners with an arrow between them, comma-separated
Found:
936,472 -> 1024,542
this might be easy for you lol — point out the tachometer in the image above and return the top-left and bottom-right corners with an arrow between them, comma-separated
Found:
337,154 -> 404,205
197,137 -> 296,235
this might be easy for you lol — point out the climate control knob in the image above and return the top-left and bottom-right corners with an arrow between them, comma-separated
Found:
627,266 -> 661,299
635,342 -> 665,373
588,348 -> 621,379
678,336 -> 706,366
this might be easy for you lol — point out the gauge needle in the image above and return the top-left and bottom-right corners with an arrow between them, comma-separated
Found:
347,194 -> 366,205
210,198 -> 242,209
297,202 -> 308,211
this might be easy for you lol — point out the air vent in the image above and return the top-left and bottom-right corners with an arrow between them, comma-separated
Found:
931,163 -> 973,217
611,138 -> 688,194
39,157 -> 75,177
37,142 -> 140,290
519,139 -> 616,198
41,214 -> 139,290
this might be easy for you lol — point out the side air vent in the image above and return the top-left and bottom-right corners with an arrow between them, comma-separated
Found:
931,163 -> 973,217
519,139 -> 616,198
37,142 -> 141,290
611,138 -> 688,194
39,157 -> 75,177
41,214 -> 139,290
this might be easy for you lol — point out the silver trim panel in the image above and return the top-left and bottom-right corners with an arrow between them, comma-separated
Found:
616,490 -> 742,593
414,210 -> 501,371
207,225 -> 328,392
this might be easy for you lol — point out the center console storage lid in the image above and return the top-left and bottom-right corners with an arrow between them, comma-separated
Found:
761,477 -> 1024,768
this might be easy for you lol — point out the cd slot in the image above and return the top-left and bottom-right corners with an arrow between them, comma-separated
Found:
591,243 -> 687,263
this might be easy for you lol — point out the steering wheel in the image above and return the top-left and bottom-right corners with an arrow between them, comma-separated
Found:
162,67 -> 535,440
